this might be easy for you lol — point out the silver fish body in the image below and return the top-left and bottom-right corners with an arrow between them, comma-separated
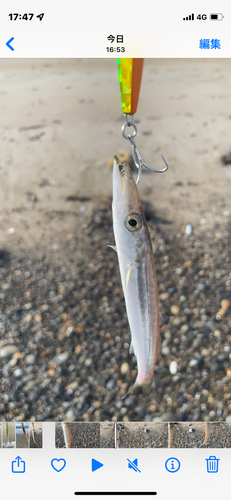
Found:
112,156 -> 160,389
62,422 -> 71,448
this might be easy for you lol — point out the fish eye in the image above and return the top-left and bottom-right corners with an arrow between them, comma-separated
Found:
125,213 -> 143,232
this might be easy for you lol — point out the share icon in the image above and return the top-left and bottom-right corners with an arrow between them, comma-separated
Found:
127,458 -> 141,473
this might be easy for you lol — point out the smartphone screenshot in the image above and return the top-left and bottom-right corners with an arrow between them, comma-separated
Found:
0,1 -> 230,498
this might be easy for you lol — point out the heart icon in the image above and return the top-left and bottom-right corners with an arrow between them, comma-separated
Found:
51,458 -> 66,472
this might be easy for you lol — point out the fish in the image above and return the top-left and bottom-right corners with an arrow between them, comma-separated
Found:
62,422 -> 71,448
203,422 -> 210,445
22,423 -> 29,443
168,422 -> 174,448
31,422 -> 37,445
112,156 -> 160,391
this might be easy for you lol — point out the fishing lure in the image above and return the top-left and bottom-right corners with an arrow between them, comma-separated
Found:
117,58 -> 168,185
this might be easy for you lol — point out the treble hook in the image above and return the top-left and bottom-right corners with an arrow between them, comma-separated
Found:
121,114 -> 168,186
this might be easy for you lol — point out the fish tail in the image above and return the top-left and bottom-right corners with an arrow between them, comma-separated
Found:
121,376 -> 152,399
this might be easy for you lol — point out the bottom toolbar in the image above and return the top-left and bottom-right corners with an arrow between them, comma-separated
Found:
0,423 -> 228,500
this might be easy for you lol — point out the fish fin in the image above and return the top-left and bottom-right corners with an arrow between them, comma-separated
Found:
107,245 -> 117,252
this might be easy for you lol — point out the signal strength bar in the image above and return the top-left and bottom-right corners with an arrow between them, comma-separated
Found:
183,13 -> 194,20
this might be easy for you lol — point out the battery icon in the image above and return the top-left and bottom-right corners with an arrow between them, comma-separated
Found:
210,13 -> 224,20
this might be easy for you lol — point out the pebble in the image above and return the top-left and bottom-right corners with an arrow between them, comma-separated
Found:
121,362 -> 130,375
221,299 -> 229,309
171,180 -> 182,186
161,347 -> 170,356
185,224 -> 192,235
54,352 -> 69,365
25,354 -> 36,365
0,345 -> 18,359
170,305 -> 180,316
169,361 -> 178,374
35,314 -> 42,323
189,359 -> 198,368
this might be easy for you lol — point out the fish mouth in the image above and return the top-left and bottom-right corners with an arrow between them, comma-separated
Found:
113,156 -> 138,207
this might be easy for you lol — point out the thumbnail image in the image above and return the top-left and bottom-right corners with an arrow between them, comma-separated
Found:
116,422 -> 168,448
16,422 -> 29,448
56,421 -> 115,448
2,423 -> 15,448
100,422 -> 115,448
0,59 -> 231,423
29,422 -> 43,448
56,422 -> 100,448
168,422 -> 231,448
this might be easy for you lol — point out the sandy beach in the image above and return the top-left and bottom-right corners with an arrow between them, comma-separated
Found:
0,59 -> 231,422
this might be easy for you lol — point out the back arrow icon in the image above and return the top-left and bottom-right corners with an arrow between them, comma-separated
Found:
6,37 -> 14,51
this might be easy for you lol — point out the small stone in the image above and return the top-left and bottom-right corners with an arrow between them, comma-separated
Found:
171,305 -> 180,316
7,228 -> 15,234
160,292 -> 169,301
25,354 -> 36,365
161,346 -> 170,356
35,314 -> 42,323
75,345 -> 83,355
121,362 -> 130,374
169,361 -> 178,374
24,303 -> 32,311
55,352 -> 69,365
106,379 -> 115,390
76,326 -> 84,334
25,314 -> 32,323
189,359 -> 198,368
0,345 -> 18,359
171,179 -> 182,186
221,299 -> 229,309
48,369 -> 56,377
185,224 -> 192,235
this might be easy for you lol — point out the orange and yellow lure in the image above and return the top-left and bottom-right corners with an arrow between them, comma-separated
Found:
117,58 -> 144,115
117,58 -> 168,185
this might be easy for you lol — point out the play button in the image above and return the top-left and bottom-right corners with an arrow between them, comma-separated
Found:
92,459 -> 104,472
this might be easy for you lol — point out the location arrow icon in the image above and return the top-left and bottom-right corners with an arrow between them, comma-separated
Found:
6,37 -> 14,51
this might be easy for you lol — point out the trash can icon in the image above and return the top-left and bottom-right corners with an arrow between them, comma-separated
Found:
205,456 -> 220,473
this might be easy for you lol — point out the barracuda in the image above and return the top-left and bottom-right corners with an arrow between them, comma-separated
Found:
112,156 -> 160,391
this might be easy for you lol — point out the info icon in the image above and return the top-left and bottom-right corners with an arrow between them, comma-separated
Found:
165,457 -> 180,473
